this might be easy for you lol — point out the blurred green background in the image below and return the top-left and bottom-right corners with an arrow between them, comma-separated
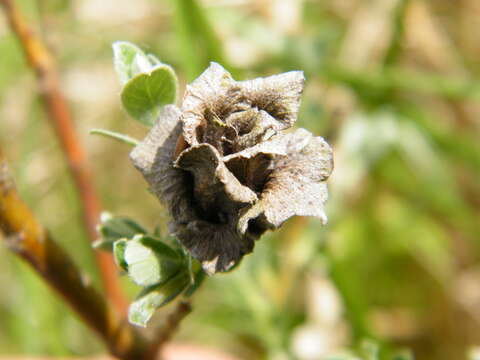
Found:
0,0 -> 479,359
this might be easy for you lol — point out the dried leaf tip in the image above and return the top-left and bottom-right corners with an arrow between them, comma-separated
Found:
130,62 -> 333,274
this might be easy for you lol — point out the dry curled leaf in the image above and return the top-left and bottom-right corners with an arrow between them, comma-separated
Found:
130,62 -> 333,274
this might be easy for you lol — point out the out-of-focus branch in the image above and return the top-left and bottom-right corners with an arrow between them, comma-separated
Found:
148,301 -> 192,360
323,64 -> 480,101
0,152 -> 144,360
0,0 -> 127,315
0,342 -> 241,360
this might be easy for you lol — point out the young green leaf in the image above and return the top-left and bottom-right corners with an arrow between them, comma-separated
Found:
147,54 -> 161,66
131,53 -> 152,75
121,64 -> 177,126
92,238 -> 115,251
113,239 -> 129,272
128,271 -> 190,327
124,235 -> 180,286
140,235 -> 182,261
112,41 -> 148,85
97,212 -> 147,244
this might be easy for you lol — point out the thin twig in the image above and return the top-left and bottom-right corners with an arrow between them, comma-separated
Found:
147,301 -> 192,360
0,0 -> 127,315
0,152 -> 144,359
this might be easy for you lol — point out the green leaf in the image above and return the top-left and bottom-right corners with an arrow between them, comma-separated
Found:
113,239 -> 128,272
121,64 -> 177,126
112,41 -> 148,85
147,54 -> 161,66
112,41 -> 178,126
139,235 -> 183,261
92,238 -> 115,251
96,212 -> 146,247
128,271 -> 190,327
89,128 -> 139,146
124,235 -> 180,287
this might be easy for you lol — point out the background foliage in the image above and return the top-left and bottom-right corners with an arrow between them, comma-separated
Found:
0,0 -> 479,359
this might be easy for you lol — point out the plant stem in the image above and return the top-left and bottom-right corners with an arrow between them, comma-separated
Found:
0,0 -> 127,315
147,301 -> 192,360
0,152 -> 144,359
90,129 -> 139,147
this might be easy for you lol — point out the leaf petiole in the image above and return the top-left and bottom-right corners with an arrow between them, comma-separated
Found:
90,128 -> 139,146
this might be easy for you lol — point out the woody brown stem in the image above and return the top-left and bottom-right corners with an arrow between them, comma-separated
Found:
0,0 -> 127,315
0,152 -> 144,359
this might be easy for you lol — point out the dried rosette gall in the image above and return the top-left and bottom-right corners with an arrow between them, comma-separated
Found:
130,62 -> 333,274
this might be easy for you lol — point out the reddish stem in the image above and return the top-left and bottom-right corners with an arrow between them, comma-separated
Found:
0,0 -> 127,315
